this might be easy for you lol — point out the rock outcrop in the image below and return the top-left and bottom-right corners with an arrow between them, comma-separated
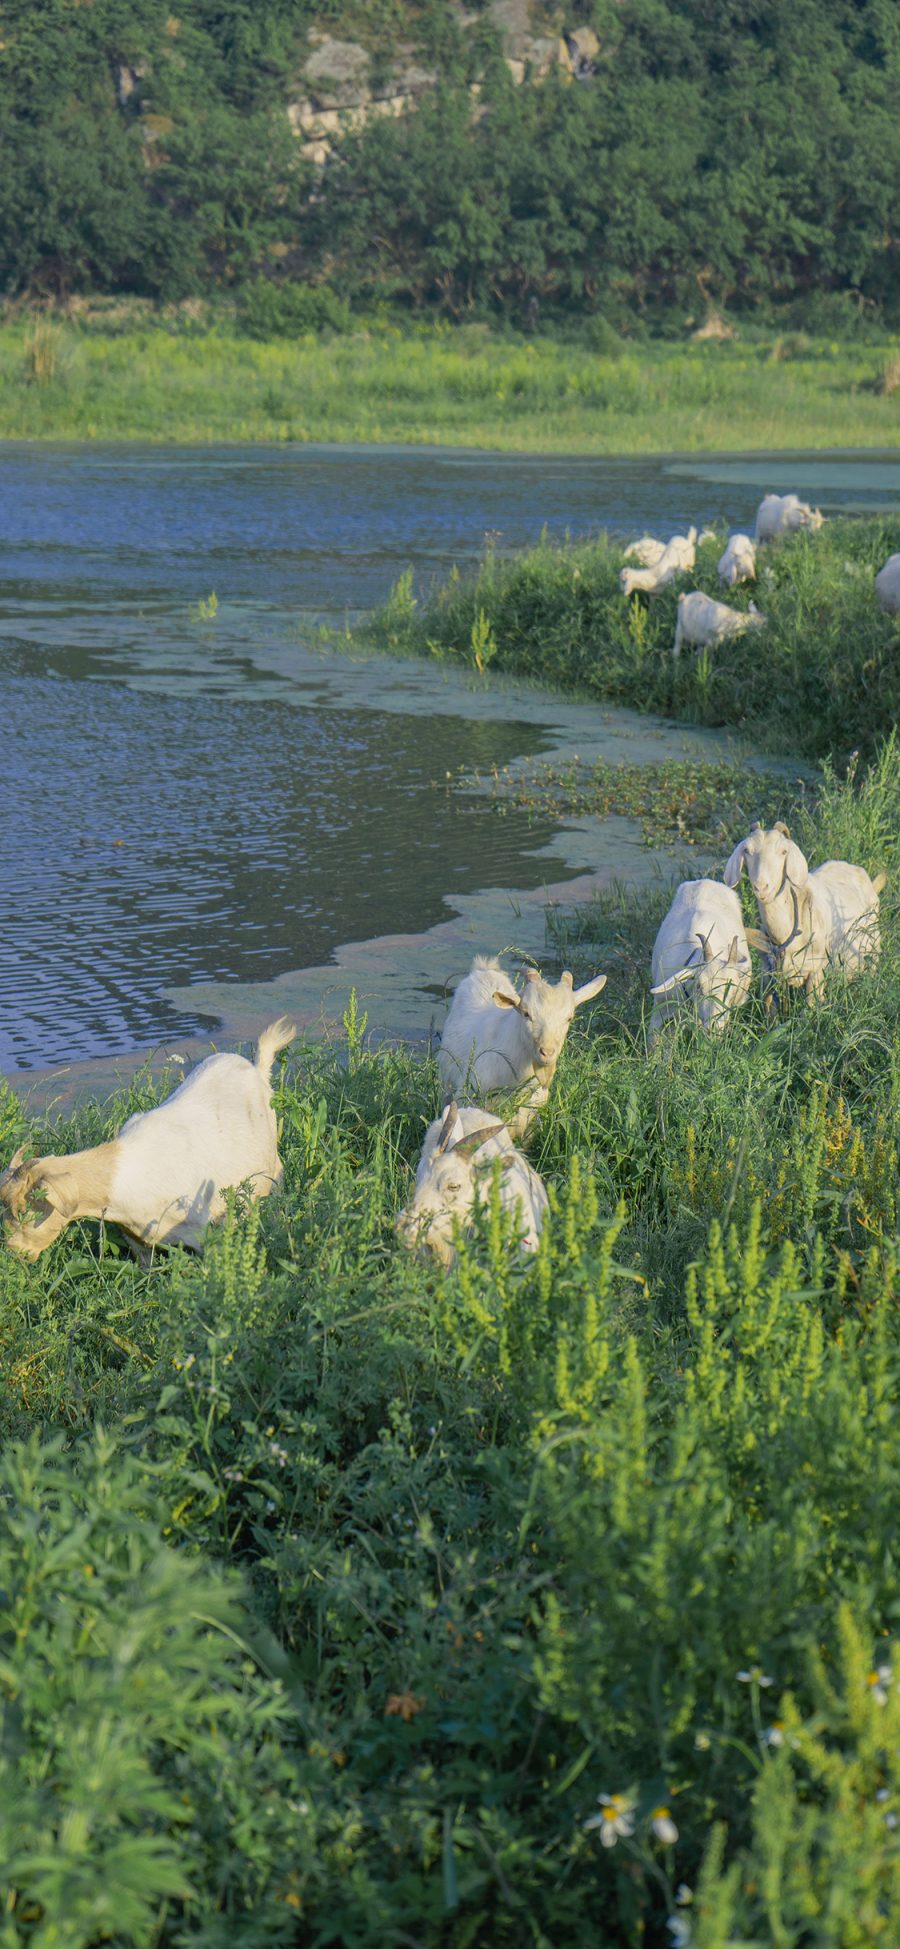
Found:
288,4 -> 601,170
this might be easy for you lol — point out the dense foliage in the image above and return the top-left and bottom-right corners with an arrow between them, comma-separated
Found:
2,741 -> 900,1943
1,1 -> 899,325
373,514 -> 900,764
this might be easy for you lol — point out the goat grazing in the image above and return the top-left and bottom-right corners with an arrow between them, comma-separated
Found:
718,533 -> 757,587
648,880 -> 760,1041
0,1019 -> 297,1260
724,822 -> 885,1000
395,1101 -> 548,1268
754,493 -> 823,543
620,527 -> 697,599
875,554 -> 900,616
672,591 -> 765,658
622,535 -> 667,567
438,956 -> 607,1140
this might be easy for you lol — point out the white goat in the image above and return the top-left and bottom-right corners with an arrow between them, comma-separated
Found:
648,880 -> 760,1041
718,533 -> 757,587
724,822 -> 886,1000
0,1019 -> 296,1260
672,591 -> 765,658
754,493 -> 823,543
620,527 -> 697,599
875,554 -> 900,616
395,1101 -> 548,1268
622,535 -> 667,567
438,956 -> 607,1140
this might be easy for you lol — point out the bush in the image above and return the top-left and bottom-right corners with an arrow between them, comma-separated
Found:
237,279 -> 352,340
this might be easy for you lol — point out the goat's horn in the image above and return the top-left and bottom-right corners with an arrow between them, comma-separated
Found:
560,970 -> 574,988
774,821 -> 791,838
697,932 -> 714,963
435,1103 -> 458,1153
452,1125 -> 503,1160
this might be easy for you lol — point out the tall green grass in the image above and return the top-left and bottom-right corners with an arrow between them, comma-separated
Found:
372,516 -> 900,763
2,749 -> 900,1944
0,319 -> 898,448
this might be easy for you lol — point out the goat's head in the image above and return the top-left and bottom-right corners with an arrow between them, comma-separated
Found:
723,821 -> 809,903
651,933 -> 748,1032
491,966 -> 607,1080
395,1103 -> 512,1266
0,1148 -> 78,1260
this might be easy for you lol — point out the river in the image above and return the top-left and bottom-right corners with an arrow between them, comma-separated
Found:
2,442 -> 897,1087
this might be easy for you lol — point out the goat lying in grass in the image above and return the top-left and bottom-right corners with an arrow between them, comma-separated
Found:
0,1019 -> 296,1260
619,528 -> 697,599
395,1101 -> 548,1268
438,956 -> 607,1140
648,880 -> 762,1042
622,535 -> 667,567
724,822 -> 885,1001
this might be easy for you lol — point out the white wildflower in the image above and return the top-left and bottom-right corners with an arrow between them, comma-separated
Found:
583,1792 -> 636,1847
737,1666 -> 773,1687
651,1805 -> 679,1844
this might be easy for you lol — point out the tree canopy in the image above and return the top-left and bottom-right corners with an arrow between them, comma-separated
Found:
0,0 -> 897,326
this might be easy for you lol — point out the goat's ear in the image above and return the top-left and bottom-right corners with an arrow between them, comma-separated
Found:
435,1104 -> 458,1154
572,972 -> 607,1006
723,838 -> 748,885
650,966 -> 696,996
745,927 -> 771,954
39,1170 -> 79,1218
492,989 -> 521,1012
784,840 -> 809,888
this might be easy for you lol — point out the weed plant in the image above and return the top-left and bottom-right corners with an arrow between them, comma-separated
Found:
2,748 -> 900,1943
372,516 -> 900,765
0,322 -> 897,449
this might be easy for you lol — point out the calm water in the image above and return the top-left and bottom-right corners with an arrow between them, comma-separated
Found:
2,442 -> 897,1074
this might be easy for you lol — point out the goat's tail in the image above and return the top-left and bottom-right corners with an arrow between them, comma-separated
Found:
873,870 -> 888,896
256,1016 -> 297,1079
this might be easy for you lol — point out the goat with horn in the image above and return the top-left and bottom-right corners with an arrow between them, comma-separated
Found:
395,1102 -> 548,1268
437,955 -> 607,1142
724,822 -> 886,1001
648,879 -> 760,1043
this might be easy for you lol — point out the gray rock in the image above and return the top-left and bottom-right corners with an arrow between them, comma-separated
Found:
488,0 -> 532,57
303,38 -> 370,110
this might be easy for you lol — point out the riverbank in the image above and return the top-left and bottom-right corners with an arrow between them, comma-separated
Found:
3,745 -> 899,1944
4,318 -> 900,449
365,513 -> 900,764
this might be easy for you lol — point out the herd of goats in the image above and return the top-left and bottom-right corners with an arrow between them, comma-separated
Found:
0,491 -> 895,1272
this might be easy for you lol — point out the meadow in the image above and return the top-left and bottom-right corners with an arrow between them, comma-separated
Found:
3,715 -> 900,1943
2,315 -> 900,451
